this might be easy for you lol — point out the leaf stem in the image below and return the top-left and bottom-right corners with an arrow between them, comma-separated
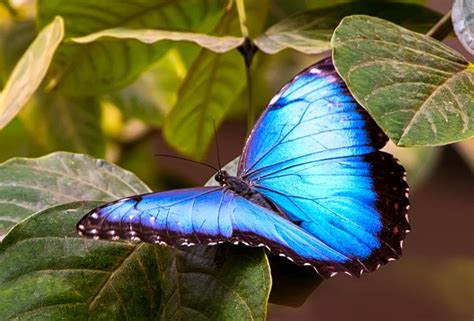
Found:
426,9 -> 453,41
245,62 -> 254,134
236,0 -> 249,38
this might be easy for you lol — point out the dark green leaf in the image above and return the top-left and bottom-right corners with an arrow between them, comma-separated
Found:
0,202 -> 270,320
0,16 -> 63,129
332,15 -> 474,146
0,20 -> 36,85
72,28 -> 244,53
452,0 -> 474,55
0,152 -> 150,238
255,2 -> 442,54
20,93 -> 105,157
37,0 -> 226,96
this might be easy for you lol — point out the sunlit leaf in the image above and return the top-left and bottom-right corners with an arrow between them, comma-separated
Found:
332,15 -> 474,146
0,152 -> 149,238
106,49 -> 187,127
72,28 -> 244,53
0,16 -> 63,129
20,93 -> 105,157
164,50 -> 245,159
0,202 -> 270,320
256,2 -> 441,54
452,0 -> 474,55
37,0 -> 226,96
164,1 -> 269,159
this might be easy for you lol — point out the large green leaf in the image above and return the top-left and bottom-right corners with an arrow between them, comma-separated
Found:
0,202 -> 270,320
19,93 -> 105,157
163,49 -> 246,159
106,49 -> 187,127
0,16 -> 63,129
37,0 -> 226,96
72,28 -> 244,53
164,1 -> 269,159
0,152 -> 149,238
332,15 -> 474,146
255,2 -> 441,54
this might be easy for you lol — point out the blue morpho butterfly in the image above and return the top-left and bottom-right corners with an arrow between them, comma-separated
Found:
77,57 -> 410,279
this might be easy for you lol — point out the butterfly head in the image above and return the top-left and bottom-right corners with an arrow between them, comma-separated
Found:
214,170 -> 229,185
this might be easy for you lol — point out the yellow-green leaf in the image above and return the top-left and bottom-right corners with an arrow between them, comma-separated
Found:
0,16 -> 63,130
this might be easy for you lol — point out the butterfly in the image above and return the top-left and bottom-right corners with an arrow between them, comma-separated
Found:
77,57 -> 410,279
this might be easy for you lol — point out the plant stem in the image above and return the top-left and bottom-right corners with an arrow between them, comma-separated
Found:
236,0 -> 249,38
426,9 -> 453,41
245,63 -> 254,134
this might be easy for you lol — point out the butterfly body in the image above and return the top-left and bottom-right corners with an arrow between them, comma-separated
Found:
77,57 -> 410,279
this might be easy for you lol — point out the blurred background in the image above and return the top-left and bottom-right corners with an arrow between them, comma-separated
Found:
0,0 -> 472,320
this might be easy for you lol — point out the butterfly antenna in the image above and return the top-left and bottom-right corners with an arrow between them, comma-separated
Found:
213,121 -> 222,170
154,154 -> 218,172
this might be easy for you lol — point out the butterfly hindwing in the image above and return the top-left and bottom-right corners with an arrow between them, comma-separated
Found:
239,57 -> 410,276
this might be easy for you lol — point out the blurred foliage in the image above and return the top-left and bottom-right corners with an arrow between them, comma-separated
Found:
0,0 -> 473,319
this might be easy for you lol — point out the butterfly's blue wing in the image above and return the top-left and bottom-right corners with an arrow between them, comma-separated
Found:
77,187 -> 362,278
238,57 -> 410,276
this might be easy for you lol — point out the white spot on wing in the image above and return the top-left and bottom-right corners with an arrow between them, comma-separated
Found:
269,92 -> 282,105
309,68 -> 322,74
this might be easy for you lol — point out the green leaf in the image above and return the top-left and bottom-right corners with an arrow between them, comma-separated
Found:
452,0 -> 474,55
0,16 -> 63,129
0,152 -> 150,238
37,0 -> 226,96
163,0 -> 270,159
72,28 -> 244,53
19,93 -> 105,157
331,15 -> 474,146
0,118 -> 46,163
163,16 -> 246,159
0,20 -> 37,85
0,202 -> 270,320
106,49 -> 187,127
255,2 -> 441,54
164,49 -> 245,159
